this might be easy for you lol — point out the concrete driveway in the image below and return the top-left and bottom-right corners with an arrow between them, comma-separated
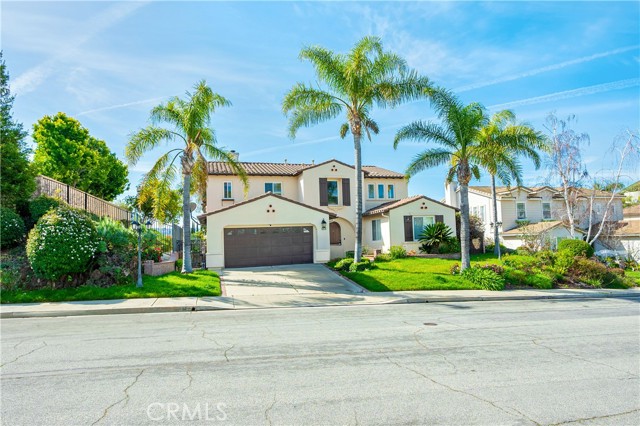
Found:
222,264 -> 364,297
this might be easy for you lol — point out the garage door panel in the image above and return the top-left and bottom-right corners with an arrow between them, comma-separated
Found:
224,226 -> 313,268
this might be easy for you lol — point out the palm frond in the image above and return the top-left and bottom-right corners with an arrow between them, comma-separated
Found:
286,103 -> 343,138
339,122 -> 350,139
394,121 -> 455,149
405,148 -> 452,178
126,126 -> 180,165
201,143 -> 249,195
298,46 -> 347,93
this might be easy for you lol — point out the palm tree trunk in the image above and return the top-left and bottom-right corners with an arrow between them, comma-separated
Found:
459,183 -> 471,270
491,174 -> 501,257
353,131 -> 363,263
181,172 -> 193,273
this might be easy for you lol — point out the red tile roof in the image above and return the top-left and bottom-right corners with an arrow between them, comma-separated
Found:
363,195 -> 457,216
207,160 -> 405,179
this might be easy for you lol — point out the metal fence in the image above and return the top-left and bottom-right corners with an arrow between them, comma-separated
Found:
35,175 -> 131,223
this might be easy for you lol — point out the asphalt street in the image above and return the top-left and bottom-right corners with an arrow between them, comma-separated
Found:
1,298 -> 639,425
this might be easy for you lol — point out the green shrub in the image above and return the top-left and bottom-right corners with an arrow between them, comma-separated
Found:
569,257 -> 617,288
374,253 -> 392,262
554,251 -> 576,274
485,243 -> 510,253
348,259 -> 373,272
0,246 -> 38,291
438,238 -> 461,254
335,258 -> 354,271
461,267 -> 505,291
1,207 -> 26,249
478,263 -> 504,275
418,223 -> 454,254
557,239 -> 594,258
29,195 -> 63,223
450,263 -> 460,275
389,245 -> 407,259
26,207 -> 100,282
535,250 -> 556,266
96,217 -> 135,251
175,259 -> 183,271
501,254 -> 538,273
504,268 -> 554,289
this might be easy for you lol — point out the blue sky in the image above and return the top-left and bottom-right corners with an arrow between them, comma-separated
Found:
3,1 -> 639,202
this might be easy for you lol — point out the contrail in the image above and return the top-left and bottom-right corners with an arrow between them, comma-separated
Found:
77,96 -> 170,116
489,78 -> 640,110
456,45 -> 639,93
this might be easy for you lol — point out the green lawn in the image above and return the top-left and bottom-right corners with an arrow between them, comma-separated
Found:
0,270 -> 221,304
341,254 -> 501,292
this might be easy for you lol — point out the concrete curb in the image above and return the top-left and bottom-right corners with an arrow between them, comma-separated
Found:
1,291 -> 638,319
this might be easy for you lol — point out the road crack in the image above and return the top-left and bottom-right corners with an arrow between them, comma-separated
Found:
1,341 -> 47,367
532,339 -> 639,377
91,368 -> 145,425
413,328 -> 458,374
200,330 -> 234,362
548,408 -> 640,425
385,355 -> 540,425
181,365 -> 194,393
264,393 -> 277,426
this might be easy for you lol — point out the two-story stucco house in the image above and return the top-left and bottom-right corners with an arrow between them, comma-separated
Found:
200,157 -> 457,269
444,183 -> 623,250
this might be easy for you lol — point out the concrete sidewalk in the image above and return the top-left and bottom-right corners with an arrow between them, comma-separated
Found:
1,287 -> 639,318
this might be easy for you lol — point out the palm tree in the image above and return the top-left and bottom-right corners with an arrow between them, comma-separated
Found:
126,80 -> 247,273
477,110 -> 547,257
282,36 -> 431,262
394,88 -> 487,270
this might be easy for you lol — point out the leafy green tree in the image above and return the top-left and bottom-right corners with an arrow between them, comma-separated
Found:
126,80 -> 247,273
283,36 -> 430,263
124,180 -> 182,223
0,51 -> 35,210
394,88 -> 487,270
477,110 -> 547,256
32,112 -> 129,201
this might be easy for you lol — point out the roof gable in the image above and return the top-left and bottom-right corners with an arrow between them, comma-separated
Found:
363,195 -> 458,216
198,193 -> 337,219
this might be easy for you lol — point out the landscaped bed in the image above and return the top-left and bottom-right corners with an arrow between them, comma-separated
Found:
0,270 -> 221,304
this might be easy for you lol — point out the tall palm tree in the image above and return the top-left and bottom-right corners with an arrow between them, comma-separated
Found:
394,88 -> 487,270
282,36 -> 431,262
126,80 -> 247,273
477,111 -> 547,257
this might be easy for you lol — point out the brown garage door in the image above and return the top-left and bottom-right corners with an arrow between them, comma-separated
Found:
224,226 -> 313,268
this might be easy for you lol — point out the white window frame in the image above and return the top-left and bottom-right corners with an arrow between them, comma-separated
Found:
412,216 -> 435,241
327,179 -> 340,206
516,202 -> 527,220
542,202 -> 551,220
387,184 -> 395,199
264,182 -> 282,195
223,181 -> 232,199
372,219 -> 382,241
378,184 -> 385,199
368,184 -> 375,199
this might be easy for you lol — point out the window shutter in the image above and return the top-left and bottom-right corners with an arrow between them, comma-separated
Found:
342,178 -> 351,206
404,216 -> 413,242
435,215 -> 444,223
319,178 -> 328,206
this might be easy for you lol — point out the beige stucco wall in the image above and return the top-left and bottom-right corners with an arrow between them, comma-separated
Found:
386,198 -> 457,253
329,217 -> 355,260
362,216 -> 389,253
363,178 -> 408,211
206,175 -> 300,212
205,195 -> 331,268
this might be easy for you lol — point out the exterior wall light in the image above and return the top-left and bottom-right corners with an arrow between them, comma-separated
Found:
321,219 -> 327,230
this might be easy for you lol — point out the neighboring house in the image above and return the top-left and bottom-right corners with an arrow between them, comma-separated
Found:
444,183 -> 623,250
501,221 -> 585,251
593,205 -> 640,260
200,157 -> 457,269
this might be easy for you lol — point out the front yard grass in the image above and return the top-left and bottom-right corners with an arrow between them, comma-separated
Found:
627,270 -> 640,285
341,254 -> 500,291
0,270 -> 221,304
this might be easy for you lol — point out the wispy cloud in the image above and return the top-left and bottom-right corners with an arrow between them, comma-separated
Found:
456,45 -> 640,92
10,1 -> 150,95
489,78 -> 640,110
77,96 -> 171,117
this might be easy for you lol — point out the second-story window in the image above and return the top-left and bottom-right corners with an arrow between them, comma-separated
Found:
388,184 -> 395,199
516,202 -> 526,220
542,202 -> 551,220
368,184 -> 375,199
378,184 -> 385,199
327,180 -> 339,205
223,182 -> 232,199
265,182 -> 282,195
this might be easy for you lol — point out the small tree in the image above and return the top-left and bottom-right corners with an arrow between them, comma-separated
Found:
544,113 -> 590,238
